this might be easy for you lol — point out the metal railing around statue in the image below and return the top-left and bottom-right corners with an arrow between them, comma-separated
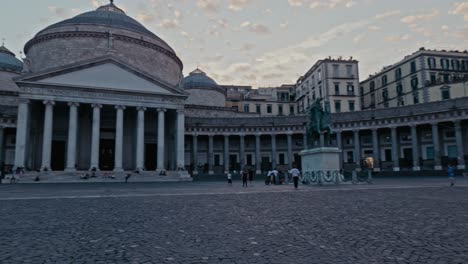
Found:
301,169 -> 372,185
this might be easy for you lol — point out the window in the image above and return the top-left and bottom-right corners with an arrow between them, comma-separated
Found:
395,68 -> 402,80
334,100 -> 341,113
397,98 -> 405,106
267,104 -> 272,113
426,147 -> 435,160
370,93 -> 376,107
441,59 -> 450,70
370,81 -> 375,92
452,60 -> 460,71
214,154 -> 221,166
333,64 -> 339,77
384,102 -> 389,108
347,151 -> 354,163
385,149 -> 392,162
443,74 -> 450,83
413,92 -> 419,104
428,57 -> 436,69
243,104 -> 250,113
318,69 -> 322,81
349,100 -> 355,112
430,74 -> 437,84
382,89 -> 389,100
278,105 -> 283,115
411,77 -> 418,90
445,130 -> 455,138
396,84 -> 403,95
346,65 -> 353,77
312,92 -> 316,100
448,145 -> 457,158
246,154 -> 253,166
382,75 -> 388,86
347,83 -> 354,95
334,83 -> 340,95
256,104 -> 261,114
289,105 -> 294,115
410,61 -> 417,73
441,88 -> 450,100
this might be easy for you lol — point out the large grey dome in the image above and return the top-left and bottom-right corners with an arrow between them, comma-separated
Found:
23,1 -> 183,87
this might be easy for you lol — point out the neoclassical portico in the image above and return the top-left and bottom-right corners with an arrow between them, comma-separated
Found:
13,58 -> 188,173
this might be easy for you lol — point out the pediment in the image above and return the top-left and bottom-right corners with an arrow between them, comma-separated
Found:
18,59 -> 184,96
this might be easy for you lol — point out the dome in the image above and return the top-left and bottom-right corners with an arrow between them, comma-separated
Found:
0,45 -> 23,73
183,68 -> 219,90
23,0 -> 183,87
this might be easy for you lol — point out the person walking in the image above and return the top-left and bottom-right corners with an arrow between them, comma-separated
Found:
448,163 -> 455,187
242,169 -> 248,187
272,168 -> 279,185
289,166 -> 301,190
227,171 -> 233,187
267,170 -> 273,185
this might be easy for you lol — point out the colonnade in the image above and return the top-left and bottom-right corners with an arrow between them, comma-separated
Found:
14,100 -> 185,172
191,132 -> 300,175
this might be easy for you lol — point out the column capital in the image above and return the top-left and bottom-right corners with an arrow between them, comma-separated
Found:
454,120 -> 462,127
255,133 -> 262,138
208,133 -> 214,138
371,128 -> 378,132
115,105 -> 126,110
91,103 -> 103,109
18,99 -> 31,104
223,134 -> 230,138
409,124 -> 417,128
430,122 -> 439,126
239,133 -> 246,138
68,102 -> 80,107
157,108 -> 167,113
176,109 -> 185,114
136,106 -> 147,112
286,131 -> 293,136
43,100 -> 55,106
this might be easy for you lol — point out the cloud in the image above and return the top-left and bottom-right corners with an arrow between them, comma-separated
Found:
288,0 -> 305,7
450,2 -> 468,21
137,13 -> 155,24
309,0 -> 357,10
48,6 -> 81,18
368,25 -> 380,31
158,19 -> 179,29
240,21 -> 271,34
384,34 -> 411,42
229,0 -> 252,11
197,0 -> 221,12
280,22 -> 289,29
400,10 -> 439,24
237,43 -> 256,52
441,25 -> 449,31
375,10 -> 401,19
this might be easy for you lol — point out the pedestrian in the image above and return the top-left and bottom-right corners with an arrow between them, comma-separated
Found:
267,170 -> 273,185
242,169 -> 248,187
272,168 -> 279,185
227,171 -> 233,187
125,173 -> 132,183
248,169 -> 254,185
289,166 -> 301,189
448,163 -> 455,187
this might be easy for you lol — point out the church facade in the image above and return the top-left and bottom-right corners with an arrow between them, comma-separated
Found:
0,2 -> 467,180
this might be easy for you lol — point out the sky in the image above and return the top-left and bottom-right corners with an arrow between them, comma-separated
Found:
1,0 -> 468,87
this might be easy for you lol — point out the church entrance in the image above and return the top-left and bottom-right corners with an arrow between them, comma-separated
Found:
51,141 -> 66,171
99,139 -> 115,171
145,143 -> 157,171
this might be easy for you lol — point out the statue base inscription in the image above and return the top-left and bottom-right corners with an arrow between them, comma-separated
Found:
300,147 -> 343,185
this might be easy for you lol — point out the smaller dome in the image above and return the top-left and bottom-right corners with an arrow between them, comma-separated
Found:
183,68 -> 219,90
0,45 -> 23,73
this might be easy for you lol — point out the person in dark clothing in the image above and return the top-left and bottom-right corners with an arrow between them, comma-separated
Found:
242,169 -> 248,187
125,173 -> 132,183
248,169 -> 254,184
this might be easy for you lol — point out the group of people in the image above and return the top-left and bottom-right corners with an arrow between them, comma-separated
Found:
226,166 -> 302,189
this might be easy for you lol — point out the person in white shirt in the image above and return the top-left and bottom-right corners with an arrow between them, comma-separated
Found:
226,172 -> 232,187
272,169 -> 279,185
289,166 -> 301,189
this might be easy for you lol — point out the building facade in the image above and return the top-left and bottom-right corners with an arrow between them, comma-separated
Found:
360,48 -> 468,109
0,2 -> 467,180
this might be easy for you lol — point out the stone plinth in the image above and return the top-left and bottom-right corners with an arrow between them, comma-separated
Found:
300,147 -> 342,185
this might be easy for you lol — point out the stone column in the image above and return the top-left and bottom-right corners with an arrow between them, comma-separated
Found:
65,102 -> 79,171
0,126 -> 4,166
371,129 -> 380,172
192,134 -> 198,175
353,129 -> 361,171
454,121 -> 466,170
176,109 -> 185,170
255,134 -> 261,174
287,132 -> 293,169
271,134 -> 277,169
14,100 -> 30,169
303,133 -> 308,149
410,125 -> 421,171
431,123 -> 442,170
223,135 -> 229,174
319,132 -> 325,148
90,104 -> 102,171
336,131 -> 343,169
41,100 -> 55,171
391,126 -> 400,171
157,108 -> 166,172
208,134 -> 214,174
239,134 -> 245,169
135,106 -> 146,171
113,105 -> 125,172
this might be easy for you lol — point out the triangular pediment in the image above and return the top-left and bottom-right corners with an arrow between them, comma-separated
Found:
17,57 -> 185,96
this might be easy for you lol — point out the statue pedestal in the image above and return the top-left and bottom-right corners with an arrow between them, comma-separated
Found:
300,147 -> 342,185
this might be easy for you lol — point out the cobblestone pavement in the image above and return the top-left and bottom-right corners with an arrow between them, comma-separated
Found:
1,179 -> 468,263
